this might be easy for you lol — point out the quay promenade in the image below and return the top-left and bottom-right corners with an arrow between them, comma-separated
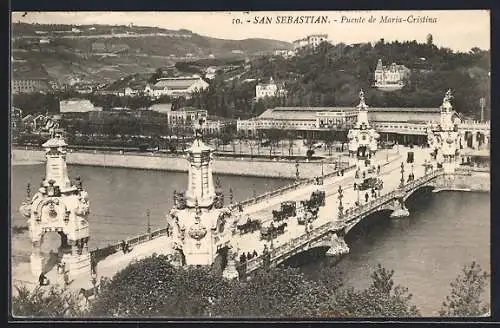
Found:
12,147 -> 351,179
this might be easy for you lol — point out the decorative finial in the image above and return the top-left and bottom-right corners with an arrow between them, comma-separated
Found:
444,89 -> 453,102
441,89 -> 453,112
75,176 -> 83,190
194,118 -> 205,140
26,183 -> 31,199
358,89 -> 367,109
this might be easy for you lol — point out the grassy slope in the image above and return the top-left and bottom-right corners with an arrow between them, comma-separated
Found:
12,24 -> 291,84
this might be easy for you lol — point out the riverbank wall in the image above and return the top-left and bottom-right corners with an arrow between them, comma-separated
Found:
12,149 -> 348,179
449,170 -> 490,192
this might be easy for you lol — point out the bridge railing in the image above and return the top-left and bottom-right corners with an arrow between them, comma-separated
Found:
243,170 -> 446,275
228,163 -> 354,212
402,169 -> 442,192
89,226 -> 169,259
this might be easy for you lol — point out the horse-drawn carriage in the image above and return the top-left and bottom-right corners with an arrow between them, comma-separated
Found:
272,201 -> 297,222
281,201 -> 296,217
358,177 -> 383,191
309,190 -> 325,208
236,215 -> 261,234
260,221 -> 287,241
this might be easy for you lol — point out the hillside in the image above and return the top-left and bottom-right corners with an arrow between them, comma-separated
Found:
11,23 -> 292,85
180,40 -> 490,119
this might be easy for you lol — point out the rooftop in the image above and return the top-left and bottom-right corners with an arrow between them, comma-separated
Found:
154,77 -> 205,90
256,106 -> 443,121
12,63 -> 50,80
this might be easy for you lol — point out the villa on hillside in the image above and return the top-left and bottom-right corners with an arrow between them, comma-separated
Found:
204,66 -> 218,80
273,49 -> 295,59
374,59 -> 411,91
255,77 -> 287,100
293,34 -> 329,52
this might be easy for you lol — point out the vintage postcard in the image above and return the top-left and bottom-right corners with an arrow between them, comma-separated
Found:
10,10 -> 490,320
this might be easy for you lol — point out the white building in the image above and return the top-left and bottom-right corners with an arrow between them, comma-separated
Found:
255,77 -> 286,100
124,86 -> 143,97
149,103 -> 173,113
374,59 -> 411,91
205,66 -> 218,80
147,76 -> 210,99
273,49 -> 296,58
59,99 -> 102,113
167,108 -> 208,126
293,34 -> 329,51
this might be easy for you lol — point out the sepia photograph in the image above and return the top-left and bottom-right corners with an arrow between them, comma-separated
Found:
10,10 -> 490,319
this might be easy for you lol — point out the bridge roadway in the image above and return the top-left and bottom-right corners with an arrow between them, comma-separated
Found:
12,146 -> 427,294
232,146 -> 428,258
235,147 -> 403,223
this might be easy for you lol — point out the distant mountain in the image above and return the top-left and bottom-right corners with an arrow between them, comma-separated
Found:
11,23 -> 292,84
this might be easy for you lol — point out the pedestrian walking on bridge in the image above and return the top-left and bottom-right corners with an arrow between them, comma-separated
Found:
365,192 -> 369,203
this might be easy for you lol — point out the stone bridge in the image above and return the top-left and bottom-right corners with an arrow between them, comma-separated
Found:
239,169 -> 458,276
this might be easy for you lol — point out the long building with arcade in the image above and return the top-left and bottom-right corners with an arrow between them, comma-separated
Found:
236,104 -> 490,150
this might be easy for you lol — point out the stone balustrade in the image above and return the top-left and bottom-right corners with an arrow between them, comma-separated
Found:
89,226 -> 169,259
459,121 -> 490,130
228,164 -> 355,212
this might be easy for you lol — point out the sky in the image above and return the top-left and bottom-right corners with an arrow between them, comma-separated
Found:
11,11 -> 490,52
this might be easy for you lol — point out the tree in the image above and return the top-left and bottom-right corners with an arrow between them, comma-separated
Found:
90,255 -> 334,318
12,285 -> 85,318
91,254 -> 232,317
333,264 -> 420,317
439,261 -> 490,317
266,128 -> 283,157
286,131 -> 295,156
212,267 -> 335,318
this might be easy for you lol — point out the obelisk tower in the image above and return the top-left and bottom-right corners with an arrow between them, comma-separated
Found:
347,89 -> 380,160
428,90 -> 460,173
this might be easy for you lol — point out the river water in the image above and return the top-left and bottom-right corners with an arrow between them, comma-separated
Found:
10,164 -> 490,316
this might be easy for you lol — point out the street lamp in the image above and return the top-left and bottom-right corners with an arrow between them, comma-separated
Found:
399,162 -> 405,188
91,271 -> 98,296
26,183 -> 31,199
146,209 -> 151,239
338,185 -> 344,218
295,161 -> 300,181
321,159 -> 324,179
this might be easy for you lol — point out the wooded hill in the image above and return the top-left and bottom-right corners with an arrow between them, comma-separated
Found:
183,39 -> 490,120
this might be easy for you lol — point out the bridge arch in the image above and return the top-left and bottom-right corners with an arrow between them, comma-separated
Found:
344,208 -> 394,236
403,185 -> 435,202
279,245 -> 331,268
